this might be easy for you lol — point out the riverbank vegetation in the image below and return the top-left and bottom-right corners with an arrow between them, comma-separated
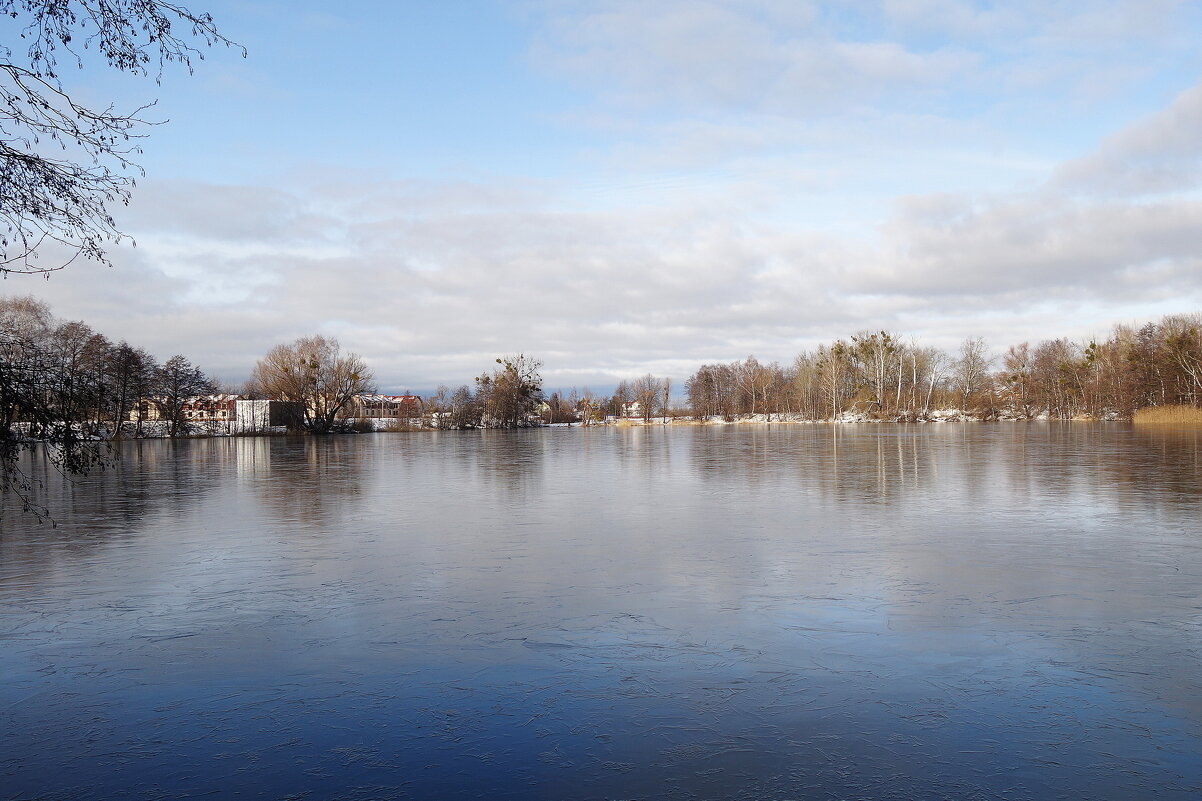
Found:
5,292 -> 1202,501
1133,405 -> 1202,425
2,295 -> 220,507
392,315 -> 1202,429
667,316 -> 1202,423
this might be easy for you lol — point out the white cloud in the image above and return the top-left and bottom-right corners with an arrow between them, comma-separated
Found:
529,0 -> 975,115
879,0 -> 1188,42
14,153 -> 1201,393
1054,80 -> 1202,196
875,192 -> 1202,297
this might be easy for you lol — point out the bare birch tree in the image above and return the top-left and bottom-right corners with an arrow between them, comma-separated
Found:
953,337 -> 992,411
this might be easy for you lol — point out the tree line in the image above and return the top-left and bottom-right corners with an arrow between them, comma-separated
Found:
7,296 -> 1201,437
1,295 -> 221,509
433,313 -> 1198,427
1,295 -> 221,439
412,355 -> 548,429
0,296 -> 555,501
451,314 -> 1201,426
415,313 -> 1201,426
672,315 -> 1202,422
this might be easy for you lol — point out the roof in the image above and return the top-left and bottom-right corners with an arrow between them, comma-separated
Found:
356,394 -> 422,403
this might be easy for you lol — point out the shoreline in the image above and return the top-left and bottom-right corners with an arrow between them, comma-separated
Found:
67,412 -> 1139,442
23,409 -> 1202,448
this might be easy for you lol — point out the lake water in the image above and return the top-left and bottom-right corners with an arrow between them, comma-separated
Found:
2,424 -> 1201,800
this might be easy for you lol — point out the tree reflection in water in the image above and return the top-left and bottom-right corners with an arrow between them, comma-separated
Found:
236,436 -> 370,528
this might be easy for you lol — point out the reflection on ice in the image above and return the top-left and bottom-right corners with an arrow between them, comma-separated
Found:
1,424 -> 1200,800
234,436 -> 371,526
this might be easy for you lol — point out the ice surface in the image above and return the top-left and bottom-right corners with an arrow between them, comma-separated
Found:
2,424 -> 1200,799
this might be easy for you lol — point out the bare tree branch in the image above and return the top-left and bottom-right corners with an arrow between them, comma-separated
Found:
0,0 -> 242,274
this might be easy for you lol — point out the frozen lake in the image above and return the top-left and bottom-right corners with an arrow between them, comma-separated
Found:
2,424 -> 1201,800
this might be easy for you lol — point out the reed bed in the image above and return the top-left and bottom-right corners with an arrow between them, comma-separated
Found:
1132,405 -> 1202,425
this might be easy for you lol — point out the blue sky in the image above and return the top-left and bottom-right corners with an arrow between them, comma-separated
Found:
11,0 -> 1202,392
137,3 -> 565,183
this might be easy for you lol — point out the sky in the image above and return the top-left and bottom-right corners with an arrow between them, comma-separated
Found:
6,0 -> 1202,393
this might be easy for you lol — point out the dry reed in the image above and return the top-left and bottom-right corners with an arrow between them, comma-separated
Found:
1132,405 -> 1202,425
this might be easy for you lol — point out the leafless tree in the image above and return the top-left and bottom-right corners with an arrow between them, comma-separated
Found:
577,386 -> 598,426
1162,314 -> 1202,405
1031,339 -> 1083,419
543,391 -> 577,424
851,331 -> 901,415
104,341 -> 155,436
1002,342 -> 1035,418
1,1 -> 241,275
632,373 -> 664,422
2,298 -> 108,508
685,365 -> 721,419
608,380 -> 631,420
151,354 -> 214,437
475,354 -> 542,428
916,346 -> 950,418
447,384 -> 478,429
952,337 -> 993,411
815,341 -> 855,420
0,294 -> 52,338
252,335 -> 376,433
